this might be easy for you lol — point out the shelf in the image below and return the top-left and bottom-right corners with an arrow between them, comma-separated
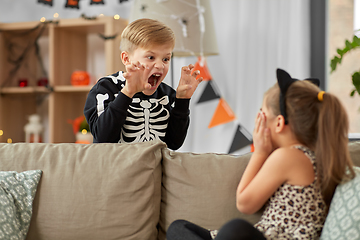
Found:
0,16 -> 127,143
0,86 -> 51,94
53,85 -> 93,92
0,85 -> 93,94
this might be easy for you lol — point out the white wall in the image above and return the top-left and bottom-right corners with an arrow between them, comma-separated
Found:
0,0 -> 311,153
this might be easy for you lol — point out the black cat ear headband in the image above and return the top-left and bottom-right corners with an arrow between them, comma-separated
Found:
276,68 -> 321,125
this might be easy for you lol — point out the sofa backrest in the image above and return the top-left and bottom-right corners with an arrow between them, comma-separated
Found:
349,141 -> 360,167
0,140 -> 166,240
1,140 -> 359,240
158,141 -> 360,240
159,148 -> 262,240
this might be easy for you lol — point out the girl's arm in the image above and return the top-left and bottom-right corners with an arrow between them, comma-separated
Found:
236,112 -> 288,214
236,149 -> 291,214
237,112 -> 273,193
236,112 -> 313,214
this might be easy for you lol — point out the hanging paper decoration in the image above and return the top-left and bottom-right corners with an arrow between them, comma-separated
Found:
90,0 -> 105,4
38,0 -> 53,6
81,13 -> 97,20
208,98 -> 236,128
191,57 -> 212,81
228,124 -> 252,154
197,80 -> 220,104
98,33 -> 119,40
65,0 -> 80,9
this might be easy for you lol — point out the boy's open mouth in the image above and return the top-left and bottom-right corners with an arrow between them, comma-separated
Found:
148,73 -> 161,87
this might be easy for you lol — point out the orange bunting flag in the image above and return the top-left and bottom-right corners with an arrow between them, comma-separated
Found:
208,98 -> 236,128
191,57 -> 212,81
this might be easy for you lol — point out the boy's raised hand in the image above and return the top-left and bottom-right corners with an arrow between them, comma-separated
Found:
176,64 -> 203,99
122,61 -> 151,98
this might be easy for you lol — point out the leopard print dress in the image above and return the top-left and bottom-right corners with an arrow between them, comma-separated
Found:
254,145 -> 327,240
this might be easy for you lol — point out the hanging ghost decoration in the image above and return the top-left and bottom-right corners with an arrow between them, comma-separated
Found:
38,0 -> 53,6
65,0 -> 80,9
90,0 -> 105,4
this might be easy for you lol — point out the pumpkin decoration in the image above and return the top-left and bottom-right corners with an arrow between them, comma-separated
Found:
71,70 -> 90,86
68,115 -> 92,144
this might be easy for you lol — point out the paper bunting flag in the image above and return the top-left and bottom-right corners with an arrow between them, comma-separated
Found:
65,0 -> 80,8
38,0 -> 53,6
90,0 -> 105,4
228,124 -> 253,154
208,98 -> 236,128
197,80 -> 220,104
191,57 -> 212,81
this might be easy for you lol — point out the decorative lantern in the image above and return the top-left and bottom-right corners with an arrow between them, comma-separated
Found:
19,78 -> 28,87
24,114 -> 43,143
71,71 -> 90,86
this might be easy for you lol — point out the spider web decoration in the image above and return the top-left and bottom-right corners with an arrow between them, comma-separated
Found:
1,21 -> 55,91
129,0 -> 218,56
90,0 -> 105,4
38,0 -> 53,6
65,0 -> 80,9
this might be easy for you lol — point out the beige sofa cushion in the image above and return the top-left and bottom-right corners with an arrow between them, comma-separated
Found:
159,148 -> 262,240
0,140 -> 166,240
349,141 -> 360,167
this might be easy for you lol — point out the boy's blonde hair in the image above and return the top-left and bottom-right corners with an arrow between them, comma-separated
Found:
120,18 -> 175,53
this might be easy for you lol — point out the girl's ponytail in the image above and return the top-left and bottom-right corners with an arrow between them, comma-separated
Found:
316,92 -> 355,206
266,79 -> 355,208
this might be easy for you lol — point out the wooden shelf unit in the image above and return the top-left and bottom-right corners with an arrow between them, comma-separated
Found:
0,16 -> 127,143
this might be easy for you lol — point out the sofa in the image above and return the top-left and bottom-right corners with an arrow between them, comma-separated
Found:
1,140 -> 360,240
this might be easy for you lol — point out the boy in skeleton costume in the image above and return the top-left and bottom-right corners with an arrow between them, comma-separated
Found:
84,18 -> 203,150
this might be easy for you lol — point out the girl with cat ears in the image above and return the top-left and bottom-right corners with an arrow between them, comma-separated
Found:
234,68 -> 356,239
274,68 -> 355,207
167,69 -> 355,240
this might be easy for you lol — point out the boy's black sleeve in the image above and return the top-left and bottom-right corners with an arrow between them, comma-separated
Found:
84,77 -> 130,143
164,98 -> 190,150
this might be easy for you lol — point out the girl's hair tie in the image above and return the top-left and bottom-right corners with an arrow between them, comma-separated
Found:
318,91 -> 325,102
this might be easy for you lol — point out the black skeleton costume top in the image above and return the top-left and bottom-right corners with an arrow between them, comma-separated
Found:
84,71 -> 190,150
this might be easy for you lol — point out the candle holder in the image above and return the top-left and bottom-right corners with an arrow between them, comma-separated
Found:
19,78 -> 28,87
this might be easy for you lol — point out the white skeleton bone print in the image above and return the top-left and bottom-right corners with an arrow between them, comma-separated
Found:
86,71 -> 189,149
120,96 -> 170,143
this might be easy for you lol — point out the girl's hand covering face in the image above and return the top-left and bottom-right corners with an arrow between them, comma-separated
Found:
253,111 -> 273,158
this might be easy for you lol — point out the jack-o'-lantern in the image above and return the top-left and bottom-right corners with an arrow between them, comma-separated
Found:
71,71 -> 90,86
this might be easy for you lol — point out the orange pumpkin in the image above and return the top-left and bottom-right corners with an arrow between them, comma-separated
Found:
71,71 -> 90,86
